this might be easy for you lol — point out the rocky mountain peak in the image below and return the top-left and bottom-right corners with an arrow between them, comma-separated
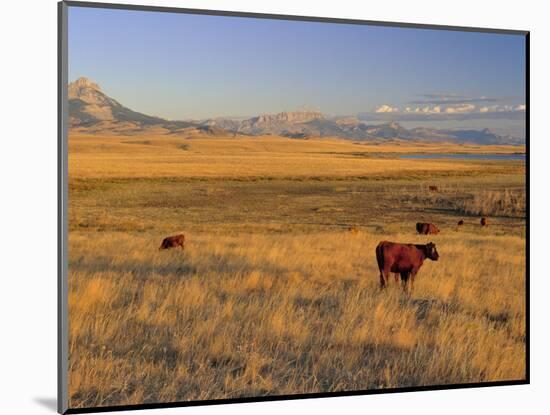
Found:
68,77 -> 196,132
68,77 -> 105,102
70,77 -> 101,91
256,111 -> 324,125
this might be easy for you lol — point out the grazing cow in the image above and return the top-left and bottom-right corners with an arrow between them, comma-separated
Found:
428,185 -> 438,192
159,234 -> 185,251
457,219 -> 464,226
376,241 -> 439,292
480,217 -> 489,227
416,222 -> 440,235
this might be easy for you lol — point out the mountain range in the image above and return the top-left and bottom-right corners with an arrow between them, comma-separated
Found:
68,78 -> 520,145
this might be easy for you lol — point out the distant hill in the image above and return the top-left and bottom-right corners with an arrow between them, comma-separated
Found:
68,78 -> 520,144
200,112 -> 517,144
435,128 -> 517,145
68,77 -> 197,135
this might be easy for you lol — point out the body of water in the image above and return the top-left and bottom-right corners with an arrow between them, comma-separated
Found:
400,153 -> 525,161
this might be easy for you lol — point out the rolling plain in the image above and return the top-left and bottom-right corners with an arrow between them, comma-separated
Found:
67,133 -> 526,408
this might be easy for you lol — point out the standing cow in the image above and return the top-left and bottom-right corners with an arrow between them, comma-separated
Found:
159,234 -> 185,251
480,217 -> 489,227
376,241 -> 439,292
416,222 -> 440,235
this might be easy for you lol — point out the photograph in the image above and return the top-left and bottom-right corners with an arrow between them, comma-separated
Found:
63,3 -> 527,411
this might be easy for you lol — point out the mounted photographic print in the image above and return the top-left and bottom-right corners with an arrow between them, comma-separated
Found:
58,1 -> 529,413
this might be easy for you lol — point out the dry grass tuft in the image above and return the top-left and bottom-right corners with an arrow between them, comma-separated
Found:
459,189 -> 526,217
68,231 -> 526,408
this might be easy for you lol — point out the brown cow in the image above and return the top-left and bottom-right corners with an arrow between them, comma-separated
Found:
376,241 -> 439,292
480,217 -> 489,227
159,234 -> 185,251
428,185 -> 438,192
457,219 -> 464,226
416,222 -> 440,235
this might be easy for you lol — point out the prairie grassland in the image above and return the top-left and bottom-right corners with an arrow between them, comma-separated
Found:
68,231 -> 525,407
68,134 -> 524,179
67,133 -> 526,408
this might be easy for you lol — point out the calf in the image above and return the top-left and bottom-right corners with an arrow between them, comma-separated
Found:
376,241 -> 439,292
416,222 -> 440,235
159,234 -> 185,251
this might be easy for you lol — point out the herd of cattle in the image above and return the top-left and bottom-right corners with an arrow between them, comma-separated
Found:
157,195 -> 490,293
374,217 -> 488,292
416,216 -> 488,235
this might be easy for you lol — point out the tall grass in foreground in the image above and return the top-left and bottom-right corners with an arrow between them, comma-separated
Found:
68,230 -> 526,408
459,189 -> 526,217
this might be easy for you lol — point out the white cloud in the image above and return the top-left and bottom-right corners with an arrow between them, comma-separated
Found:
375,104 -> 399,113
369,101 -> 525,119
444,104 -> 476,113
405,105 -> 444,114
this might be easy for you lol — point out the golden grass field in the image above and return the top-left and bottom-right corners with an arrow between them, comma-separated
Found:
67,133 -> 526,408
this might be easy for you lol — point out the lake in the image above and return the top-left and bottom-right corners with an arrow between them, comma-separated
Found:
400,153 -> 526,161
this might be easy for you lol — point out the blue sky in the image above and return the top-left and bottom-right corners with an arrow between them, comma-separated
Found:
68,6 -> 526,136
